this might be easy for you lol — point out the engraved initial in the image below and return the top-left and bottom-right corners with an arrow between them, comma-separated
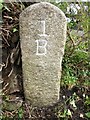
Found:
36,21 -> 48,55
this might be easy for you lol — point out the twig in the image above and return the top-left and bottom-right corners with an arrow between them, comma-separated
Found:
67,28 -> 76,56
4,54 -> 10,69
2,34 -> 10,46
8,68 -> 13,77
67,30 -> 75,47
3,16 -> 13,20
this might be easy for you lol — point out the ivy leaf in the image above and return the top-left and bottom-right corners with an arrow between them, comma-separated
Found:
85,112 -> 90,118
13,28 -> 18,33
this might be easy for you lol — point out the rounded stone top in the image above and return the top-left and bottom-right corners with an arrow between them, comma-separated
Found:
20,2 -> 66,21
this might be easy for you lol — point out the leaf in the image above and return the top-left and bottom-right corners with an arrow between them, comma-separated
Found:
60,109 -> 67,118
18,107 -> 23,119
85,112 -> 90,118
70,99 -> 77,108
0,3 -> 3,10
13,28 -> 18,33
85,97 -> 90,105
67,109 -> 72,117
0,0 -> 4,3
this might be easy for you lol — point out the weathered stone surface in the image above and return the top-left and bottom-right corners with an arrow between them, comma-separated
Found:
20,2 -> 67,107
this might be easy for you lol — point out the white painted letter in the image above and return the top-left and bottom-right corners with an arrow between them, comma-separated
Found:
36,40 -> 47,55
39,20 -> 47,37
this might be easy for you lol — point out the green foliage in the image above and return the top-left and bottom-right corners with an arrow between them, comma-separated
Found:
57,2 -> 68,13
79,3 -> 89,32
57,108 -> 72,120
62,46 -> 89,87
0,0 -> 3,10
85,112 -> 90,118
13,28 -> 18,33
60,1 -> 89,88
58,2 -> 89,119
57,93 -> 78,119
0,3 -> 3,10
0,106 -> 23,120
62,65 -> 77,87
18,107 -> 23,119
85,96 -> 90,106
68,20 -> 77,29
0,0 -> 3,3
